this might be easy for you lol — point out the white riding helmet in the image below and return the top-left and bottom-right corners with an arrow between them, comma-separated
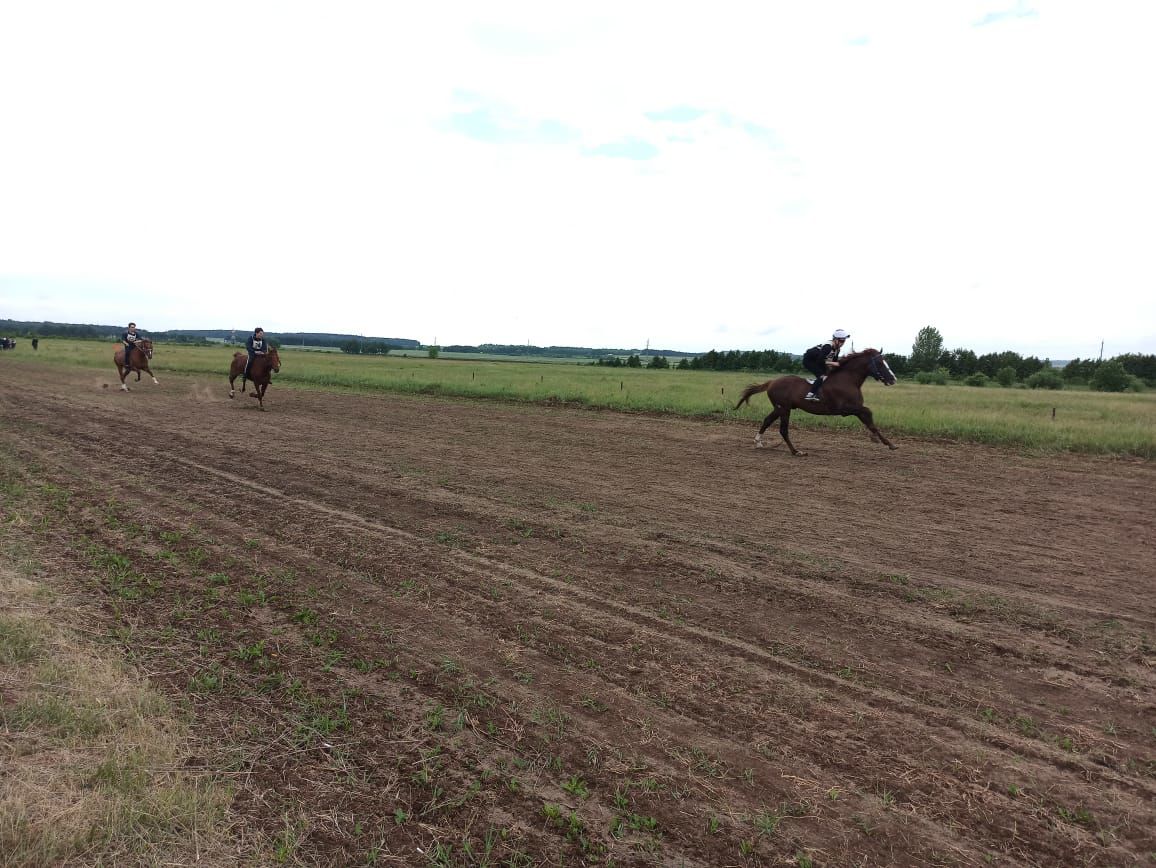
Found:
832,329 -> 850,340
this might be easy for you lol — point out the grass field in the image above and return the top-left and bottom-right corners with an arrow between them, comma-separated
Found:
8,338 -> 1155,458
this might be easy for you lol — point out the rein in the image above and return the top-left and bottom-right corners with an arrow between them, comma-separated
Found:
124,341 -> 153,366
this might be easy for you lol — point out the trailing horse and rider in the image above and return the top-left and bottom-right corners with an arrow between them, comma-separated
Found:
735,330 -> 899,456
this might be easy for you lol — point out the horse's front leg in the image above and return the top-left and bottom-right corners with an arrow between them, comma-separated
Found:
145,366 -> 158,385
118,365 -> 130,391
854,407 -> 898,450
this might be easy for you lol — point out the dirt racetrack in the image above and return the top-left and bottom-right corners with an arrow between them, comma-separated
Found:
2,360 -> 1154,866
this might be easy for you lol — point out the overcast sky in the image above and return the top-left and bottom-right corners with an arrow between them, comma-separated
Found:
2,1 -> 1153,358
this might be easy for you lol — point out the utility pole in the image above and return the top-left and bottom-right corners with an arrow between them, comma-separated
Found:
1098,340 -> 1104,362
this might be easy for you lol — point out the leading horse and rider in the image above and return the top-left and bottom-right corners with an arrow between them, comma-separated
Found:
735,328 -> 899,456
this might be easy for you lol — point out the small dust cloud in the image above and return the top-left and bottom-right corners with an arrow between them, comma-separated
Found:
188,382 -> 220,402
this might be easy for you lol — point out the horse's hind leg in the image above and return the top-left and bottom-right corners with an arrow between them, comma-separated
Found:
855,407 -> 898,450
229,374 -> 237,399
755,408 -> 781,447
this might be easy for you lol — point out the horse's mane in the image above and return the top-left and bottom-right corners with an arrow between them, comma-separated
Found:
836,348 -> 880,365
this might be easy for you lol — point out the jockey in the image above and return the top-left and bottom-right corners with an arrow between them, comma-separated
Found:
803,329 -> 849,401
122,322 -> 142,369
244,327 -> 269,378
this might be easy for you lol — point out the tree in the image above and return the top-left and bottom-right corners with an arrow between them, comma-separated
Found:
1091,360 -> 1131,392
995,366 -> 1018,387
1116,353 -> 1156,385
1026,369 -> 1063,390
910,326 -> 945,372
1062,357 -> 1099,383
947,348 -> 979,377
883,353 -> 910,376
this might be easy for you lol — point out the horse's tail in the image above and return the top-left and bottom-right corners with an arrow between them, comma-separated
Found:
734,381 -> 772,409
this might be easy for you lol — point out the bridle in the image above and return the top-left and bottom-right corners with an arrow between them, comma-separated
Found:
867,352 -> 895,384
250,350 -> 281,378
125,340 -> 153,365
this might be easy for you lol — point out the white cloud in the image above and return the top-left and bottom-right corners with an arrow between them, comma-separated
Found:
1,1 -> 1153,357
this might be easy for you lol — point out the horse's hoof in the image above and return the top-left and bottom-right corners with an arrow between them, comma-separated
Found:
229,391 -> 234,399
792,451 -> 807,457
754,436 -> 764,448
889,444 -> 899,451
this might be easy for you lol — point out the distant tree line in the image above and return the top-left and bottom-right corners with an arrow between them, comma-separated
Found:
0,320 -> 420,350
889,326 -> 1154,392
679,348 -> 799,372
588,326 -> 1154,394
338,339 -> 394,355
445,343 -> 684,359
1,320 -> 120,339
1061,353 -> 1156,384
882,348 -> 1050,380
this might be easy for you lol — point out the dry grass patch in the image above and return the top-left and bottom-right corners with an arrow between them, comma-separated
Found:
0,568 -> 235,867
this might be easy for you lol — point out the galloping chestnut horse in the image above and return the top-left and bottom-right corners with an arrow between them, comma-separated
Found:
734,348 -> 898,456
113,339 -> 158,391
228,346 -> 281,410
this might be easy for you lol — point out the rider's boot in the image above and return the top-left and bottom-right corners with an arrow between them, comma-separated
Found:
804,376 -> 823,401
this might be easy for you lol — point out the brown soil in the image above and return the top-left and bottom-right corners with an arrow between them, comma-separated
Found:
2,360 -> 1153,867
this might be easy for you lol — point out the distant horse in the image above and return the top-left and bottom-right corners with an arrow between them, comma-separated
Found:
114,339 -> 157,391
734,348 -> 898,456
229,347 -> 281,410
